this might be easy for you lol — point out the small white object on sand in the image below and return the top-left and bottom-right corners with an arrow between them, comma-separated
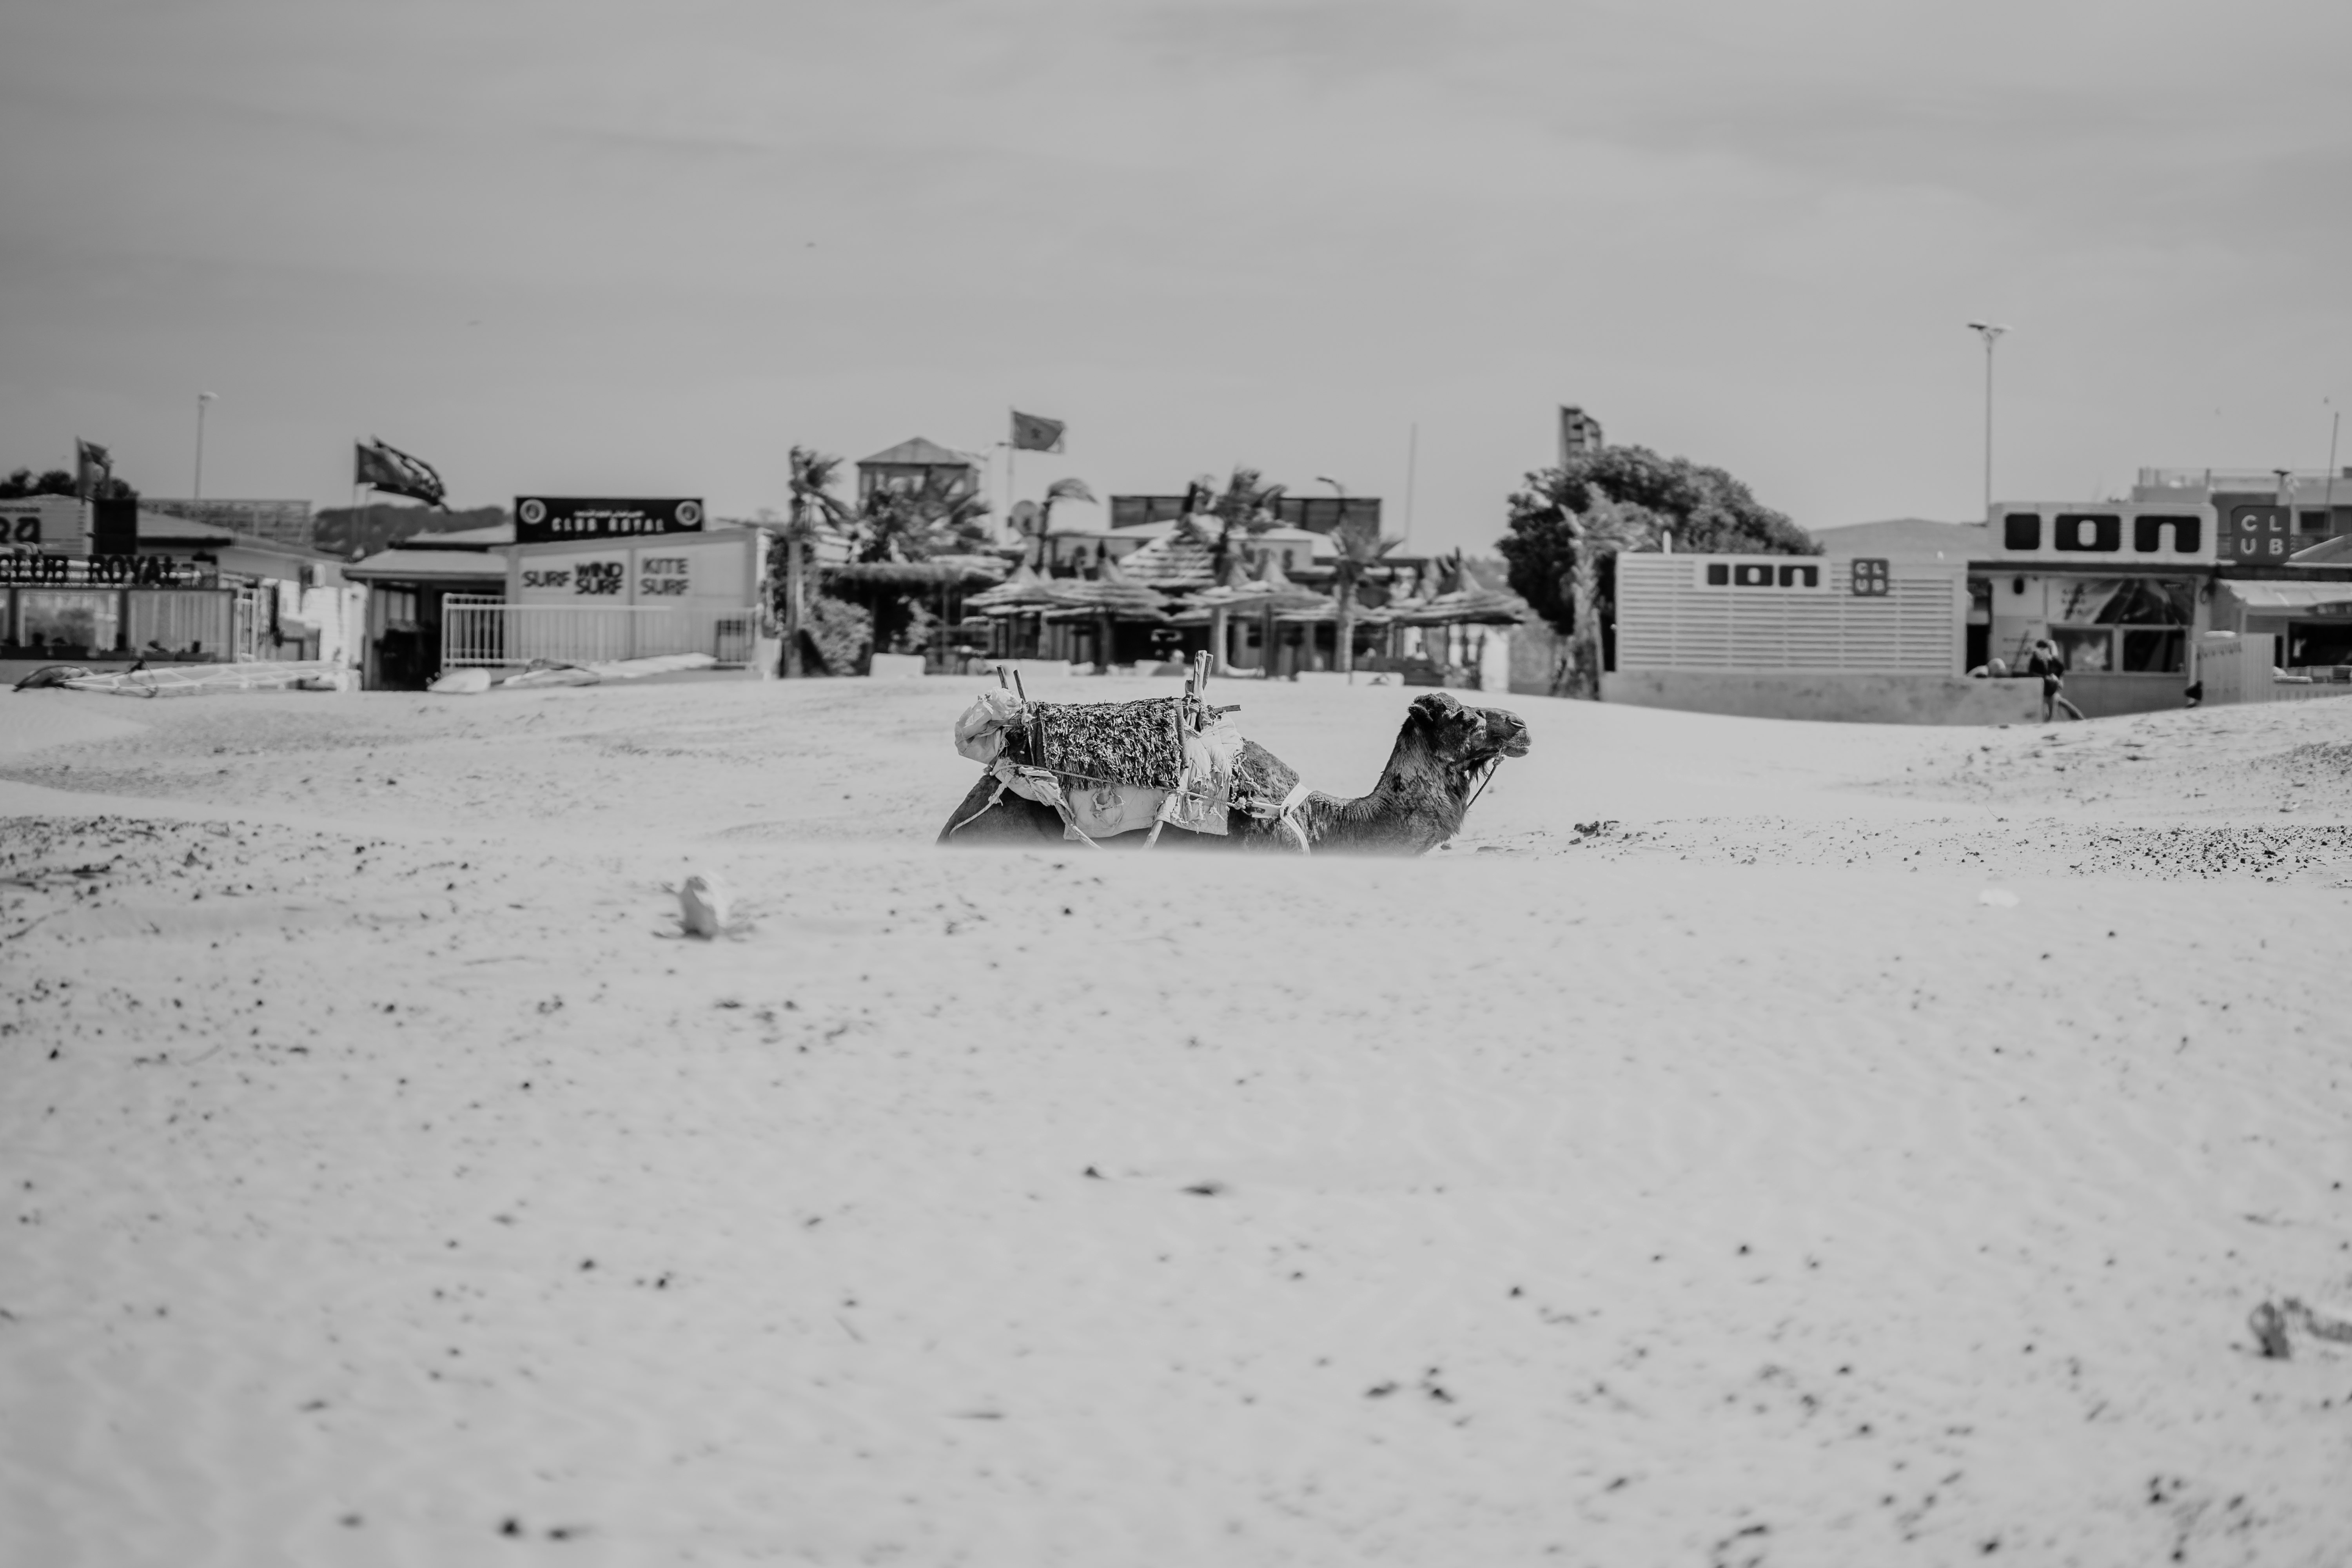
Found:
677,872 -> 731,938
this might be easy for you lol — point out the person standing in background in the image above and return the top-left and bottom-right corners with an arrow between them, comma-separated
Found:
2027,637 -> 2085,722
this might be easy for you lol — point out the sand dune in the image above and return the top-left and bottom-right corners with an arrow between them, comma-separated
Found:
4,677 -> 2350,1565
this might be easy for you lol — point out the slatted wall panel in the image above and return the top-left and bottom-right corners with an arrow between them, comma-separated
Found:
1614,557 -> 1962,673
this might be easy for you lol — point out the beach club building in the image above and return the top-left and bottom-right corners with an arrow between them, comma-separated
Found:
343,497 -> 773,689
1,494 -> 362,686
1604,477 -> 2352,723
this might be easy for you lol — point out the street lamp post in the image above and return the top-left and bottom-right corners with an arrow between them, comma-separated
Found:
1965,323 -> 2008,517
193,391 -> 218,502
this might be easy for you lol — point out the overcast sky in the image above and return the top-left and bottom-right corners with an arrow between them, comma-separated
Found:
4,0 -> 2348,552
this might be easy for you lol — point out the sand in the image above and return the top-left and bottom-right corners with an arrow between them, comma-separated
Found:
4,675 -> 2350,1566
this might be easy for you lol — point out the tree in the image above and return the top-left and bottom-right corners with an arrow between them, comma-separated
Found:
1327,512 -> 1403,677
0,468 -> 76,499
782,447 -> 851,678
854,470 -> 992,563
1501,443 -> 1814,699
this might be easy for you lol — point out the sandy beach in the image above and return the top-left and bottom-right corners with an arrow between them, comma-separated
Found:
5,675 -> 2351,1566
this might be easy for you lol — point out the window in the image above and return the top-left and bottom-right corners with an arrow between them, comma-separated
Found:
2045,577 -> 2194,674
126,591 -> 232,658
2300,511 -> 2331,536
2051,626 -> 2112,671
15,590 -> 121,654
2053,514 -> 2121,552
2132,515 -> 2201,554
2121,630 -> 2184,672
2004,513 -> 2041,550
1705,563 -> 1729,585
1779,564 -> 1821,588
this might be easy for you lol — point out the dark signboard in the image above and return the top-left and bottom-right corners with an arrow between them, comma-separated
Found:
2227,505 -> 2292,563
515,496 -> 704,544
92,497 -> 138,556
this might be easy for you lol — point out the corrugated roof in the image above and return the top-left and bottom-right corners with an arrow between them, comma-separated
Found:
397,521 -> 513,548
858,436 -> 975,468
343,548 -> 508,583
136,507 -> 235,544
2221,581 -> 2352,611
1811,518 -> 1988,557
2287,535 -> 2352,567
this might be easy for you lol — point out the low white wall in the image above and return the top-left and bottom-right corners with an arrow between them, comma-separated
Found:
2195,633 -> 2274,704
2197,633 -> 2352,705
1601,670 -> 2043,725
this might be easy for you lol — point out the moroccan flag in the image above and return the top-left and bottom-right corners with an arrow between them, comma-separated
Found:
355,437 -> 448,508
75,438 -> 112,497
1010,410 -> 1065,453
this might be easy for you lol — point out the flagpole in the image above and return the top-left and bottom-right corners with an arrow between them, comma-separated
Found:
1404,421 -> 1418,544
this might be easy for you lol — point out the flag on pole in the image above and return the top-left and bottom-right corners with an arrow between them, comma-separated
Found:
75,438 -> 113,498
1010,411 -> 1065,453
354,437 -> 448,508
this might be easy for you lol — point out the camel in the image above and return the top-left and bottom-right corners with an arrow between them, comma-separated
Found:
938,690 -> 1530,855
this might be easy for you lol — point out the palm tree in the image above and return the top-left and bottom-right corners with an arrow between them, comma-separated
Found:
1559,495 -> 1657,700
857,470 -> 995,563
783,447 -> 851,677
1327,513 -> 1403,678
1030,477 -> 1097,569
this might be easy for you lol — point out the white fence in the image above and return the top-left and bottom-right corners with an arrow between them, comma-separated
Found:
2194,633 -> 2352,706
442,595 -> 758,669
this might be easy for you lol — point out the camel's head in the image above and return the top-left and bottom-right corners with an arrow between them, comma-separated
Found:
1408,691 -> 1531,769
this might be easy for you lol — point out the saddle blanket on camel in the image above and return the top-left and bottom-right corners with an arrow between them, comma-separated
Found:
950,684 -> 1310,847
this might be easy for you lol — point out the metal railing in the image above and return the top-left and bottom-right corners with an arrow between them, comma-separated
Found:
441,595 -> 757,668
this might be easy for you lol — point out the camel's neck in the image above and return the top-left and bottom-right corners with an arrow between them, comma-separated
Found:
1301,731 -> 1479,853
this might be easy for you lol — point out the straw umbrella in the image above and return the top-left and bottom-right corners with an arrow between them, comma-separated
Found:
1045,562 -> 1169,670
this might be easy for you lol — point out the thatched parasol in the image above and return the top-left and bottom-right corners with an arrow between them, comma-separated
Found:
967,564 -> 1065,613
1395,586 -> 1531,626
824,556 -> 1008,589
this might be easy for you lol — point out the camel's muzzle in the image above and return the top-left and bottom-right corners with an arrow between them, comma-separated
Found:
1485,710 -> 1531,759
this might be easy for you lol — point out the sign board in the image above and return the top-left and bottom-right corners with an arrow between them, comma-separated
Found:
517,554 -> 628,601
510,532 -> 750,608
2227,505 -> 2294,563
1693,557 -> 1827,591
514,496 -> 704,544
0,497 -> 91,554
1851,558 -> 1892,597
0,552 -> 212,587
1992,505 -> 2212,562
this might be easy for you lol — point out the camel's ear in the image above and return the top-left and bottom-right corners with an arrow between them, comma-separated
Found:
1410,691 -> 1482,760
1409,691 -> 1461,726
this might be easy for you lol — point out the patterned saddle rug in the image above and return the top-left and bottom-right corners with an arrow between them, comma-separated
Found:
950,657 -> 1307,848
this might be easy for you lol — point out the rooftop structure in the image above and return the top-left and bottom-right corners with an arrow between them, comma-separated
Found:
143,498 -> 315,549
1558,405 -> 1604,466
1810,518 -> 1987,559
856,437 -> 980,507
